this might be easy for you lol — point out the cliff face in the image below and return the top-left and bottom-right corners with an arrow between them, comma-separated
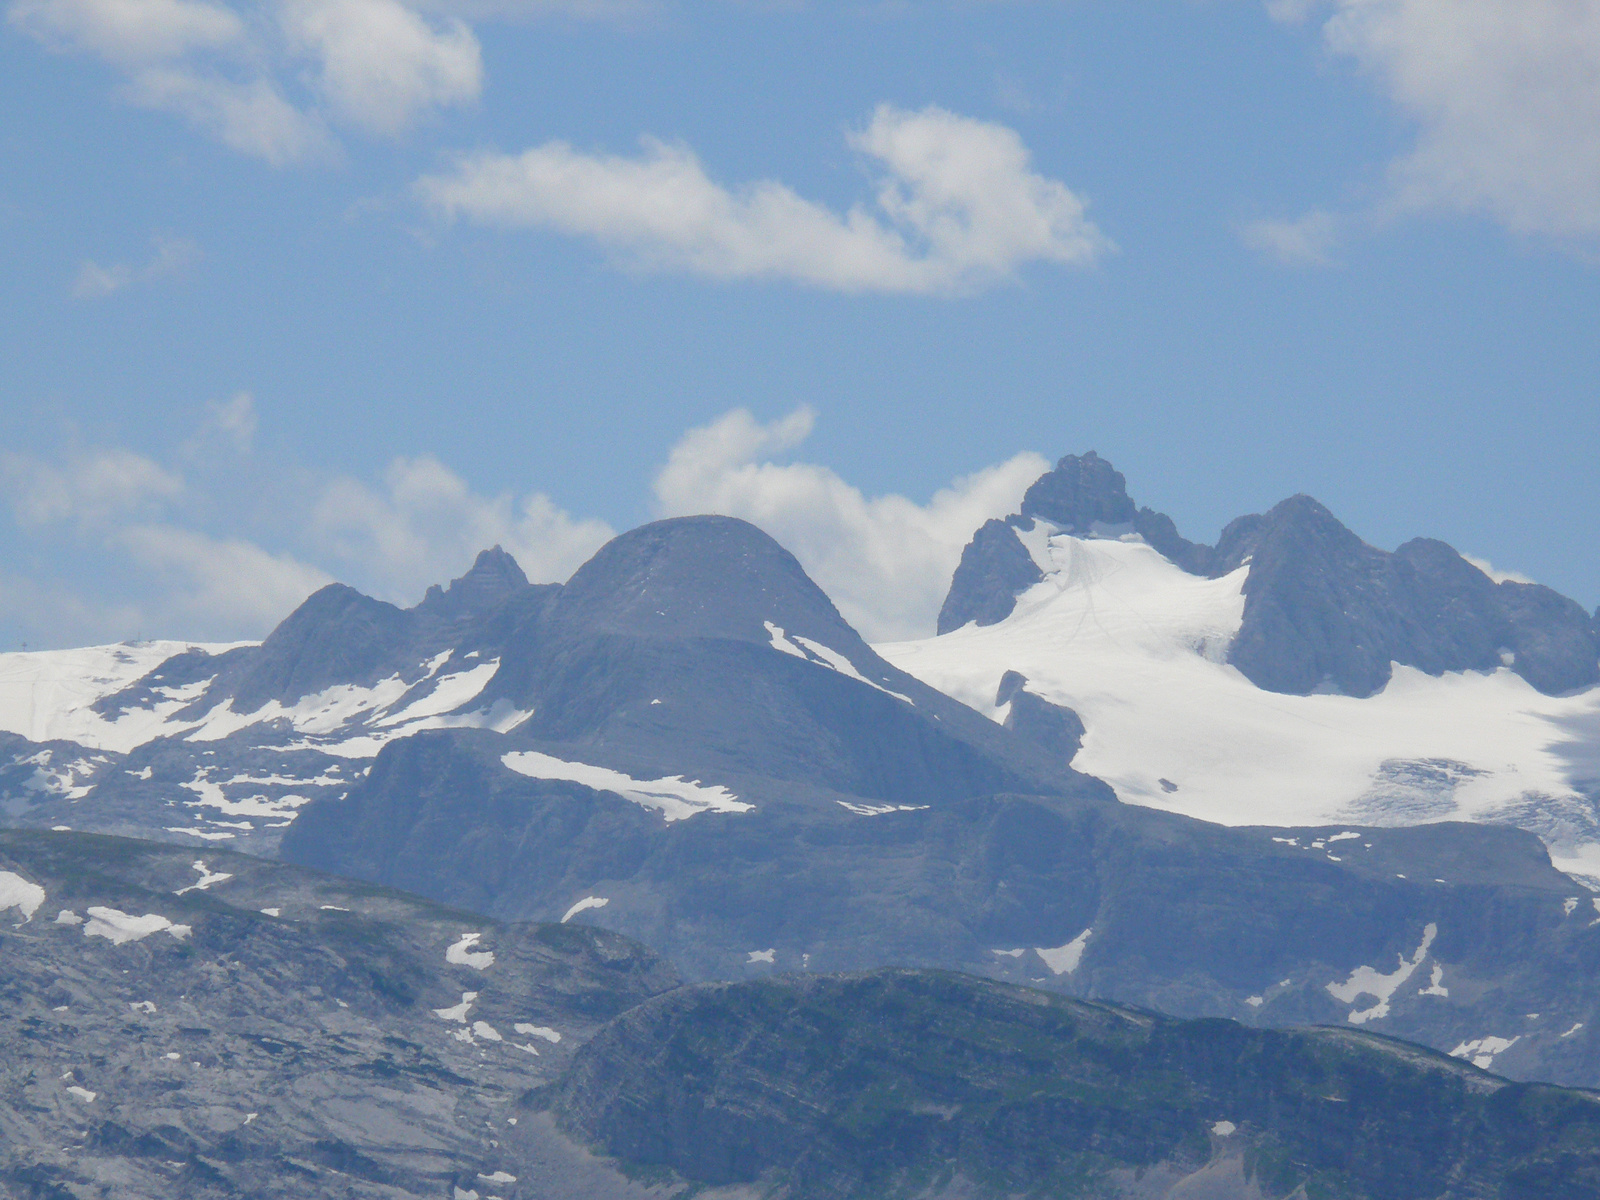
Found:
545,969 -> 1600,1200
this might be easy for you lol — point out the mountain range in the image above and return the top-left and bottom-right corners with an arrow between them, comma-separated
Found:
2,451 -> 1599,1195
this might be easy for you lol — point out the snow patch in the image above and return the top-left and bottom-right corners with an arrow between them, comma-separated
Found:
513,1024 -> 561,1043
765,622 -> 913,704
1244,995 -> 1264,1008
1035,928 -> 1091,975
1325,923 -> 1436,1023
66,1085 -> 96,1102
1451,1035 -> 1520,1070
175,860 -> 233,895
1563,1022 -> 1585,1038
502,751 -> 752,821
446,932 -> 495,970
471,1020 -> 502,1042
0,871 -> 46,922
82,907 -> 192,945
1211,1121 -> 1236,1137
560,896 -> 608,923
837,801 -> 929,816
55,910 -> 83,925
1417,963 -> 1449,997
433,992 -> 478,1022
747,948 -> 775,964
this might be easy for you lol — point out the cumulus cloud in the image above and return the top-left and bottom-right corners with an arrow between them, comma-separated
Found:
9,0 -> 243,62
118,523 -> 332,629
282,0 -> 481,135
417,104 -> 1110,294
1264,0 -> 1600,251
9,0 -> 482,163
1,447 -> 184,527
311,454 -> 614,600
72,234 -> 201,298
653,407 -> 1048,640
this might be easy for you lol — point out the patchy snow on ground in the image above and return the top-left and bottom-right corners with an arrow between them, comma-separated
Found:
433,992 -> 477,1022
502,752 -> 752,821
877,533 -> 1600,873
1325,924 -> 1437,1024
175,860 -> 233,895
0,641 -> 243,752
1451,1035 -> 1521,1070
513,1024 -> 560,1043
446,932 -> 495,970
0,871 -> 46,922
747,949 -> 775,964
82,906 -> 192,945
560,896 -> 608,923
836,801 -> 930,816
765,622 -> 913,704
1035,928 -> 1092,975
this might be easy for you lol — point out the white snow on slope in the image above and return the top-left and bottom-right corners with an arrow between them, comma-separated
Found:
175,861 -> 233,895
502,752 -> 752,821
1036,927 -> 1092,975
560,896 -> 609,923
1451,1034 -> 1521,1070
876,533 -> 1600,878
0,642 -> 245,752
0,871 -> 46,922
765,623 -> 913,704
82,907 -> 192,945
446,932 -> 495,970
1326,923 -> 1437,1024
0,640 -> 523,761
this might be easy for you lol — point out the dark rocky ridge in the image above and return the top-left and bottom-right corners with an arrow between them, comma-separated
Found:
938,452 -> 1600,697
544,969 -> 1600,1200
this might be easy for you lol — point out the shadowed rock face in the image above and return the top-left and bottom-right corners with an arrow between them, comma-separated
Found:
939,454 -> 1600,697
545,970 -> 1600,1200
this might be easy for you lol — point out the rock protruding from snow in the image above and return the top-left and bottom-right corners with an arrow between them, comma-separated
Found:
938,453 -> 1599,697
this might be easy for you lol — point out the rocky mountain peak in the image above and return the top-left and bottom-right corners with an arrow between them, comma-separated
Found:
1019,450 -> 1137,533
552,515 -> 859,647
416,545 -> 531,620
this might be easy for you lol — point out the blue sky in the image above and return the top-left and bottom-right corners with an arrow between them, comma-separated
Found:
3,0 -> 1598,647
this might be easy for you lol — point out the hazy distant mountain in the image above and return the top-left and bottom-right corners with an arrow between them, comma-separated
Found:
3,494 -> 1600,1093
895,451 -> 1600,886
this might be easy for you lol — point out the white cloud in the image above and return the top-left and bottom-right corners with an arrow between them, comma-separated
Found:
653,407 -> 1048,640
1,448 -> 184,528
10,0 -> 483,163
200,391 -> 258,452
311,454 -> 614,600
282,0 -> 481,135
71,260 -> 134,298
8,0 -> 243,63
118,524 -> 331,630
417,104 -> 1110,294
126,67 -> 336,165
72,234 -> 201,298
1241,209 -> 1342,266
1464,554 -> 1536,586
1268,0 -> 1600,247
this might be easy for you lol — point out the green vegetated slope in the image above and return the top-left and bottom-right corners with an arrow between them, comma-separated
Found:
542,969 -> 1600,1200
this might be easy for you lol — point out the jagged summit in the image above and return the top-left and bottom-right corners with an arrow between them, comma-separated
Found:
937,453 -> 1599,699
1019,450 -> 1137,532
416,545 -> 531,620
